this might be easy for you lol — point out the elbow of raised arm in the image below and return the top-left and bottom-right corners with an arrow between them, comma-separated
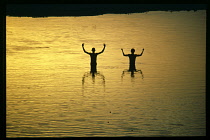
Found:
140,52 -> 144,56
100,49 -> 105,54
83,50 -> 88,54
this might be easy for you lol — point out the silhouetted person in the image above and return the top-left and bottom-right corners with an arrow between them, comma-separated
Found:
121,48 -> 144,71
82,43 -> 106,72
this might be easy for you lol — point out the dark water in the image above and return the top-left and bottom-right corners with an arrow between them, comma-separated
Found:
6,10 -> 206,137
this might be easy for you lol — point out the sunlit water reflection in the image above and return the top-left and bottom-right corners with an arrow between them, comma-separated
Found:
7,10 -> 206,137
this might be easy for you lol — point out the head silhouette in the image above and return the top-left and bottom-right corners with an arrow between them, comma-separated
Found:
131,48 -> 135,54
92,48 -> 95,53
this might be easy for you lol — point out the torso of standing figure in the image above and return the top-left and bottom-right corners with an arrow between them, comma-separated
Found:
89,53 -> 98,64
128,54 -> 137,64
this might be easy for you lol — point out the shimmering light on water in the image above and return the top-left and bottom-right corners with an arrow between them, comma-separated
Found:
6,10 -> 206,137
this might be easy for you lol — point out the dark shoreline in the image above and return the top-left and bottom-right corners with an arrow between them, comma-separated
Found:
6,4 -> 207,17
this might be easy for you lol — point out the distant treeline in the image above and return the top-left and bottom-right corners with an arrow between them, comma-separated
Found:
6,4 -> 207,17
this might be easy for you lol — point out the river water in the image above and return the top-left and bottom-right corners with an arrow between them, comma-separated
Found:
6,10 -> 206,137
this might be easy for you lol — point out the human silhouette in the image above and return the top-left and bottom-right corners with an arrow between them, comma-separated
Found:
82,43 -> 106,72
121,48 -> 144,71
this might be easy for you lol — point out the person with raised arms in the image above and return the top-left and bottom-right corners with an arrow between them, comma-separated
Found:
121,48 -> 144,71
82,43 -> 106,72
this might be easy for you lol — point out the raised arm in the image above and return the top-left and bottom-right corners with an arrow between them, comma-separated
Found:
97,44 -> 106,54
82,43 -> 90,54
121,48 -> 128,56
137,48 -> 144,56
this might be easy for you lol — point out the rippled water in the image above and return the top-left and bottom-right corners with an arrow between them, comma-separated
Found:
6,10 -> 206,137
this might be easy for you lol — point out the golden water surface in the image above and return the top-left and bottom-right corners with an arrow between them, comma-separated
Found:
6,10 -> 206,137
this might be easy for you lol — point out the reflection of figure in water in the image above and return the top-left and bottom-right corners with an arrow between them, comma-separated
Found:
82,71 -> 105,94
122,69 -> 144,79
121,48 -> 144,71
82,71 -> 105,85
82,43 -> 106,72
